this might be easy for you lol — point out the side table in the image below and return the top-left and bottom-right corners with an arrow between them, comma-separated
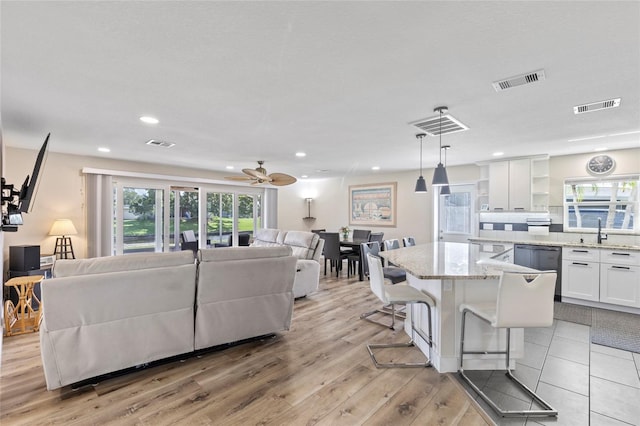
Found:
3,275 -> 44,336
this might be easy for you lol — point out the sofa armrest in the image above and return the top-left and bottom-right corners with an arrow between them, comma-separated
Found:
293,259 -> 320,298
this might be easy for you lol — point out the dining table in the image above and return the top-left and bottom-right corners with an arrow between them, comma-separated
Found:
339,238 -> 369,280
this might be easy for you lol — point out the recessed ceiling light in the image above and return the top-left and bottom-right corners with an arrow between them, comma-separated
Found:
295,152 -> 306,157
301,175 -> 308,179
492,152 -> 504,157
139,116 -> 159,124
226,165 -> 234,170
594,147 -> 608,152
371,166 -> 380,171
98,147 -> 111,153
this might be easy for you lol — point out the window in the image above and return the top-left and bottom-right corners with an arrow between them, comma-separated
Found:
564,175 -> 638,233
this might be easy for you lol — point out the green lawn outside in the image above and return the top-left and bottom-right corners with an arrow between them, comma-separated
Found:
123,217 -> 255,238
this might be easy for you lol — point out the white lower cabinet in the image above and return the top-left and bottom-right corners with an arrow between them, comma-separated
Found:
599,249 -> 640,308
562,259 -> 600,301
562,247 -> 640,309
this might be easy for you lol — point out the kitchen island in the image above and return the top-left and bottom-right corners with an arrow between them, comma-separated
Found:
379,242 -> 529,373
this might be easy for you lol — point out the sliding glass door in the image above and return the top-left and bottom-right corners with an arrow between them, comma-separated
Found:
115,185 -> 166,254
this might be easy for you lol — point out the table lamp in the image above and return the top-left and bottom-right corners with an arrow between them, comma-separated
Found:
49,219 -> 78,259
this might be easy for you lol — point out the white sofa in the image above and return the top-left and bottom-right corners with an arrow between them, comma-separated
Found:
250,228 -> 324,298
39,247 -> 296,390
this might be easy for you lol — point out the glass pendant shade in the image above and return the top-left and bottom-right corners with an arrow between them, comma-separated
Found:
432,163 -> 449,186
415,175 -> 427,193
440,185 -> 451,195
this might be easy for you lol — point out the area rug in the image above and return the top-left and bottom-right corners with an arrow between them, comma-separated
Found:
591,309 -> 640,354
553,301 -> 592,326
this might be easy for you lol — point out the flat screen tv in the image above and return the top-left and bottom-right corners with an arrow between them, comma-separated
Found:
18,133 -> 49,213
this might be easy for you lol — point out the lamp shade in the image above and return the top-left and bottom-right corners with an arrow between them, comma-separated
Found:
440,185 -> 451,195
432,163 -> 449,186
415,176 -> 427,193
49,219 -> 78,236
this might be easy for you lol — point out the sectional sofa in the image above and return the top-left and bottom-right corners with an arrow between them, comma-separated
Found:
250,228 -> 324,298
39,246 -> 296,390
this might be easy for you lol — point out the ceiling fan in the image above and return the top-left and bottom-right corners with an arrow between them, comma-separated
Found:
224,161 -> 297,186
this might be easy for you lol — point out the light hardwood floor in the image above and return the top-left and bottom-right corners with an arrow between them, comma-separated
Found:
1,272 -> 490,425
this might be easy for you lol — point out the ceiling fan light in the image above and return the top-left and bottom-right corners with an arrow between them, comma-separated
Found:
432,163 -> 449,186
440,185 -> 451,195
415,176 -> 428,193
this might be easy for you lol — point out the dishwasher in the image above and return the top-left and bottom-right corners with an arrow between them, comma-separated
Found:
513,244 -> 562,301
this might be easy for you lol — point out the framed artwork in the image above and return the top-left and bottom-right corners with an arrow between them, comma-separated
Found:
349,182 -> 397,227
480,203 -> 490,211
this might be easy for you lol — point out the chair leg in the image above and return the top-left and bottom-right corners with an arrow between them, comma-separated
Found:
366,301 -> 432,368
458,309 -> 558,418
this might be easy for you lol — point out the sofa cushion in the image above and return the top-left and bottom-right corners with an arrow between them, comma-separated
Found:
283,231 -> 319,260
198,246 -> 292,262
52,251 -> 196,278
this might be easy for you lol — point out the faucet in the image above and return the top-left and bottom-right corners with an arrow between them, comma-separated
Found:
597,217 -> 608,244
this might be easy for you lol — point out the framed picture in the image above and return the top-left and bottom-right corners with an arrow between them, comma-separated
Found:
349,182 -> 397,227
480,203 -> 490,211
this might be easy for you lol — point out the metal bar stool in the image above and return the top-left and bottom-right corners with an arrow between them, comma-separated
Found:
365,254 -> 434,368
458,270 -> 558,418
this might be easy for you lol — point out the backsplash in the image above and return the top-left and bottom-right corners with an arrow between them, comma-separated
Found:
478,207 -> 640,247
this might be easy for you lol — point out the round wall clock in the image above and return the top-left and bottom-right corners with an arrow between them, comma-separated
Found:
587,154 -> 615,175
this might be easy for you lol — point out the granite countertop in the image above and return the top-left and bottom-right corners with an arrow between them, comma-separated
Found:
379,242 -> 506,280
468,237 -> 640,251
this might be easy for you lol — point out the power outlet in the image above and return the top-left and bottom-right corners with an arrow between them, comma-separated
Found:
505,224 -> 513,231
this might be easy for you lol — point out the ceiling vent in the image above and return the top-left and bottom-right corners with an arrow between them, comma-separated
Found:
146,139 -> 175,148
573,98 -> 621,114
492,69 -> 546,92
409,113 -> 468,136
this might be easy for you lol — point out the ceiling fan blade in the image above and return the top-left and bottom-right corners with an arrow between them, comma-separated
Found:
224,176 -> 254,181
268,173 -> 297,186
243,168 -> 271,181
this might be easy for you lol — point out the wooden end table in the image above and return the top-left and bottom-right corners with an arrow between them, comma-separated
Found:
3,275 -> 44,336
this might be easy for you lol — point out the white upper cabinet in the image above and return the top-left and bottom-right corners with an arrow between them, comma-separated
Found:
488,158 -> 533,211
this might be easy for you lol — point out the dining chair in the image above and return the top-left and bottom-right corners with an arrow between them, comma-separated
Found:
458,270 -> 558,418
403,237 -> 416,247
319,232 -> 347,277
368,232 -> 384,243
352,229 -> 371,240
364,253 -> 433,368
383,239 -> 402,266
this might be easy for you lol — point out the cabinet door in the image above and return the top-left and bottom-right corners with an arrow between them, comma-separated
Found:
508,159 -> 531,210
488,161 -> 509,210
562,260 -> 599,301
600,264 -> 640,307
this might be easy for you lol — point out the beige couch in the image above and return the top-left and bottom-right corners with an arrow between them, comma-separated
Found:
39,247 -> 296,390
250,228 -> 324,298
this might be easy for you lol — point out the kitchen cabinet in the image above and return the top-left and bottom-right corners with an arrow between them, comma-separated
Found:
562,247 -> 640,309
599,249 -> 640,308
562,247 -> 600,302
487,158 -> 534,211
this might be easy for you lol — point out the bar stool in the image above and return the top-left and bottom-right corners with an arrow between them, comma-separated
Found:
458,270 -> 558,418
365,254 -> 434,368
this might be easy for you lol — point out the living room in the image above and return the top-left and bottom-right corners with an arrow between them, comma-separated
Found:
1,1 -> 639,424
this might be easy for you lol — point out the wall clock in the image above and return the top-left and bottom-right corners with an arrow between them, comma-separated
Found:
587,154 -> 615,175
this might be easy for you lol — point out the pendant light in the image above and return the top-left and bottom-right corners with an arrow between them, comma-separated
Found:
414,133 -> 427,193
432,106 -> 450,186
440,145 -> 451,195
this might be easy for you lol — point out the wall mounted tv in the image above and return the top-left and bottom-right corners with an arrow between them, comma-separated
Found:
1,133 -> 49,231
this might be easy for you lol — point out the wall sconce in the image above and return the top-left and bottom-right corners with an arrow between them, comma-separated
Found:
303,198 -> 315,220
49,218 -> 78,259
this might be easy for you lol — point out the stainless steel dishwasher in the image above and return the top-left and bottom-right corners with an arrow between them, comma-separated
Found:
514,244 -> 562,301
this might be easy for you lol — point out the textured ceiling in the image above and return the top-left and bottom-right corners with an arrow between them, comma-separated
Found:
1,1 -> 639,180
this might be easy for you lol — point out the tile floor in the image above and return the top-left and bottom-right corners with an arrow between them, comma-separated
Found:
460,319 -> 640,426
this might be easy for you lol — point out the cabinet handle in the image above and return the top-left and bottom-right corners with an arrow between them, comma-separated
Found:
572,262 -> 589,266
611,266 -> 631,270
611,252 -> 631,256
572,249 -> 589,253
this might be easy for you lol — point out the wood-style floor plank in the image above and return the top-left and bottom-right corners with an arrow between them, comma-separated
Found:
1,271 -> 489,425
